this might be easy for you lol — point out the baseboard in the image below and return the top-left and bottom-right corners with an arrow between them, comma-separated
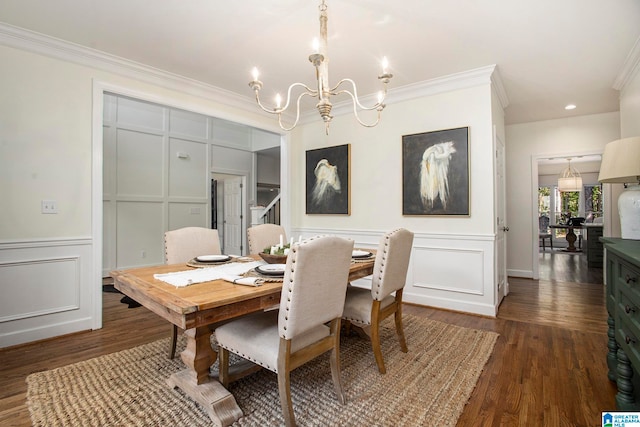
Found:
508,269 -> 533,279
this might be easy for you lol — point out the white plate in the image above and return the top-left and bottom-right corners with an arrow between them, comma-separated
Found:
256,263 -> 286,276
195,254 -> 231,262
352,250 -> 373,258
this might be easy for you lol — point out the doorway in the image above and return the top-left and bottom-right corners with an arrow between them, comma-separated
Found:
212,173 -> 246,255
532,153 -> 604,280
93,82 -> 286,330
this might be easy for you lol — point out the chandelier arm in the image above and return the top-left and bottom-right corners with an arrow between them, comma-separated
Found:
277,91 -> 318,131
330,78 -> 388,111
279,82 -> 317,113
254,82 -> 317,115
332,88 -> 383,128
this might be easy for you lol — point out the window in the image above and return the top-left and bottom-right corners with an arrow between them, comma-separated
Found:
584,184 -> 603,223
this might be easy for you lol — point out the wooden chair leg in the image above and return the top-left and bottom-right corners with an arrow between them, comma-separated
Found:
219,347 -> 230,388
370,300 -> 386,374
169,324 -> 178,359
343,319 -> 352,336
329,319 -> 345,404
277,339 -> 295,427
394,291 -> 408,353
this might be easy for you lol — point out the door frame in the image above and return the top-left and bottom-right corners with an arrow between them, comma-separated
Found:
494,129 -> 508,304
530,150 -> 609,280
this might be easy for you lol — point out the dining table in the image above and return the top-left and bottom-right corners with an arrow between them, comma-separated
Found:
111,252 -> 375,426
549,224 -> 583,252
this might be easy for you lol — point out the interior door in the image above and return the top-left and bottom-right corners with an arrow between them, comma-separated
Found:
223,176 -> 244,255
495,131 -> 509,305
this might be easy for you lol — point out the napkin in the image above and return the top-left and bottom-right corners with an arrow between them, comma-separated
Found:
221,275 -> 263,287
153,261 -> 264,287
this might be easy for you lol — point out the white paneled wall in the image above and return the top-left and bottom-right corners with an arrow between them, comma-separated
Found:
294,228 -> 497,317
0,239 -> 94,347
102,94 -> 279,275
103,94 -> 211,273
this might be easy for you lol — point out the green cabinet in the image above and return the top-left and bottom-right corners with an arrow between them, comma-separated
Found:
603,238 -> 640,410
585,225 -> 604,268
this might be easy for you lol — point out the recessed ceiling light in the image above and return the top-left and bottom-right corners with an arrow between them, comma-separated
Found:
565,104 -> 577,110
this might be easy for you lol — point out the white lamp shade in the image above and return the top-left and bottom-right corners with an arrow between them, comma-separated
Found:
557,158 -> 582,192
557,176 -> 583,192
598,136 -> 640,240
598,136 -> 640,183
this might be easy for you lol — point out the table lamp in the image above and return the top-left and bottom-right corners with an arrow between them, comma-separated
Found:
598,136 -> 640,239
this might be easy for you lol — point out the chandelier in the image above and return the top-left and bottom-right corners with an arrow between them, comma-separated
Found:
248,0 -> 393,134
557,158 -> 583,192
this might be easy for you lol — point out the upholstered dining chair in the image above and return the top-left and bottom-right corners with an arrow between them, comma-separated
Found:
164,226 -> 222,359
247,223 -> 287,254
539,215 -> 553,251
215,235 -> 354,427
342,228 -> 414,374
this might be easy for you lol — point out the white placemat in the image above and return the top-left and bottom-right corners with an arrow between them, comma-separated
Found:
153,261 -> 265,287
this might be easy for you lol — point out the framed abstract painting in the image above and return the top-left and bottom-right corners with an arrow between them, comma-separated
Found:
402,127 -> 469,216
305,144 -> 350,215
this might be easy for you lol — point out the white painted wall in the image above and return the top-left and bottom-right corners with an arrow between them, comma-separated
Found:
620,66 -> 640,138
290,85 -> 496,234
615,63 -> 640,237
0,30 -> 504,345
288,80 -> 503,316
504,112 -> 620,278
257,154 -> 280,186
0,42 -> 278,347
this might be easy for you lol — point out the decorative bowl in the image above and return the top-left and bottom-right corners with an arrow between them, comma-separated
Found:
259,252 -> 288,264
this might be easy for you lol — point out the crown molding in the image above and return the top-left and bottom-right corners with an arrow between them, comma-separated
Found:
1,22 -> 508,127
490,65 -> 510,109
306,64 -> 507,123
0,22 -> 259,114
613,35 -> 640,91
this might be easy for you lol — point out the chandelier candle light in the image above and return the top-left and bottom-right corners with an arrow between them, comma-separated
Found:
248,0 -> 393,134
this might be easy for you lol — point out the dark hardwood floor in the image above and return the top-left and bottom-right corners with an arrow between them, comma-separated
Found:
538,249 -> 603,284
0,257 -> 614,426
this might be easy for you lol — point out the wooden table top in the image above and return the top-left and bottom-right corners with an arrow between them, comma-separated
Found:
111,254 -> 375,330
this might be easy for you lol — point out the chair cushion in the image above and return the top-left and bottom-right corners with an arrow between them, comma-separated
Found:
215,310 -> 330,373
342,285 -> 394,325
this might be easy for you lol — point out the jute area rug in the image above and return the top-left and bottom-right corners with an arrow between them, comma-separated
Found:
27,315 -> 498,426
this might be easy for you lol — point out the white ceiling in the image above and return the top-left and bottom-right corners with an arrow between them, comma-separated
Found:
538,157 -> 601,175
1,0 -> 639,125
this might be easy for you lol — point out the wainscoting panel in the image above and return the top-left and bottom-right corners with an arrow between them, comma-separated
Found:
293,228 -> 498,317
0,257 -> 80,322
412,246 -> 484,295
0,238 -> 95,348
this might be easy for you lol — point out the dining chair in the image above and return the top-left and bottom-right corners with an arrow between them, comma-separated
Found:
215,235 -> 354,427
342,228 -> 414,374
247,223 -> 287,254
539,215 -> 553,251
164,226 -> 222,359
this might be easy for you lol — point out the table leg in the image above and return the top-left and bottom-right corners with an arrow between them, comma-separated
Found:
565,227 -> 578,252
167,326 -> 243,426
